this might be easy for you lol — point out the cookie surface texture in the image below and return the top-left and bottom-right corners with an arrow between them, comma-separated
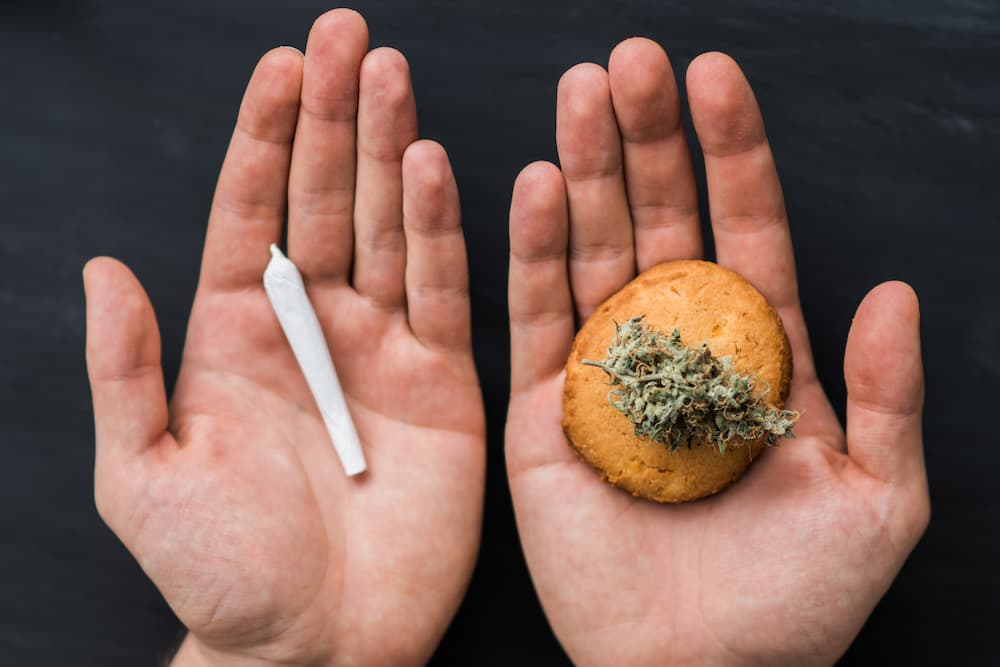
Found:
562,260 -> 793,503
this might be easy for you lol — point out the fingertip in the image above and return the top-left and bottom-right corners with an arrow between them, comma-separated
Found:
609,36 -> 672,90
557,63 -> 611,140
83,255 -> 113,287
83,258 -> 158,380
846,280 -> 924,416
853,280 -> 920,325
558,61 -> 610,101
360,47 -> 414,117
686,52 -> 765,154
610,36 -> 670,72
686,50 -> 740,89
403,139 -> 451,185
513,161 -> 565,202
686,51 -> 747,110
361,46 -> 411,80
309,7 -> 370,48
555,61 -> 623,187
82,256 -> 143,311
845,280 -> 926,490
253,46 -> 305,95
403,139 -> 457,225
609,37 -> 680,139
302,8 -> 369,110
610,36 -> 668,62
239,47 -> 303,144
559,60 -> 607,82
848,280 -> 921,354
260,44 -> 305,73
83,256 -> 138,300
508,162 -> 574,389
510,161 -> 568,252
400,144 -> 468,352
84,259 -> 169,482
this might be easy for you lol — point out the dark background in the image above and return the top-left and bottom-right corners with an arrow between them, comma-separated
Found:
1,0 -> 997,665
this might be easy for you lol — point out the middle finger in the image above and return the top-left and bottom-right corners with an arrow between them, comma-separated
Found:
287,9 -> 369,284
608,37 -> 702,269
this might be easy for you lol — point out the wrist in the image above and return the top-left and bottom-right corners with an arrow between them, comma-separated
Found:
170,634 -> 324,667
168,635 -> 213,667
170,636 -> 239,667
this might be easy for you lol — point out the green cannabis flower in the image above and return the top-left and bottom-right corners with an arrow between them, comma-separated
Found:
582,316 -> 799,454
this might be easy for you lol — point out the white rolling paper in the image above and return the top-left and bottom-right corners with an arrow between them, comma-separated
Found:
263,244 -> 367,476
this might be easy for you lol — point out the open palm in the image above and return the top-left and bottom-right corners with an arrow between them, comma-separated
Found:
506,40 -> 929,666
84,11 -> 484,667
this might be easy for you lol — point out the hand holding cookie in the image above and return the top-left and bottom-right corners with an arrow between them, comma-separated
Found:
506,40 -> 929,666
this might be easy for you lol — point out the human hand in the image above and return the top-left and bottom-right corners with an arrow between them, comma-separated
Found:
83,10 -> 484,667
506,39 -> 929,666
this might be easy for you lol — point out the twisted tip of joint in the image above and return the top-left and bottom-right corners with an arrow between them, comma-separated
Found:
269,243 -> 285,260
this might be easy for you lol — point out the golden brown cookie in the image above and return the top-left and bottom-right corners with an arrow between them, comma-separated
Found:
562,260 -> 793,503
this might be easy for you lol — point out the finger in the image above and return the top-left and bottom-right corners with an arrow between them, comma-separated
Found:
557,63 -> 635,321
287,9 -> 369,283
509,162 -> 575,393
402,140 -> 470,351
200,47 -> 303,291
608,38 -> 702,269
352,47 -> 419,308
845,282 -> 927,487
686,52 -> 820,386
84,258 -> 171,466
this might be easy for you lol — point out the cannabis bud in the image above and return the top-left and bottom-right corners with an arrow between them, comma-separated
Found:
582,317 -> 799,454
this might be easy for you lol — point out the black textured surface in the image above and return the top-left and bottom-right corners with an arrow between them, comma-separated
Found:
1,1 -> 998,665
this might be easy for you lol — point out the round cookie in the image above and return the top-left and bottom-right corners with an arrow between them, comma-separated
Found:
562,260 -> 793,503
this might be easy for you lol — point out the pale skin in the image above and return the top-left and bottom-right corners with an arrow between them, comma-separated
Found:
83,9 -> 928,667
83,10 -> 484,667
506,39 -> 930,666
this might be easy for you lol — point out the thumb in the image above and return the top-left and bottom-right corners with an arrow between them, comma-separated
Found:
84,257 -> 170,473
844,281 -> 926,489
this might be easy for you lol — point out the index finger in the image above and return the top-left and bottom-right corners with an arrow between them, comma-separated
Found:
200,48 -> 303,291
686,53 -> 819,384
